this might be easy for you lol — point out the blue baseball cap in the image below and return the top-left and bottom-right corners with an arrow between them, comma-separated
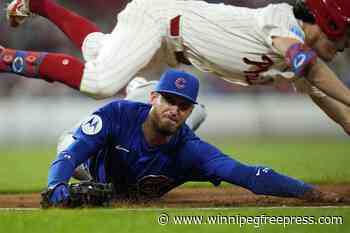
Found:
155,69 -> 199,104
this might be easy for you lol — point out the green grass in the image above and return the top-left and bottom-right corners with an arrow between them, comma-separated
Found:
0,139 -> 349,233
216,139 -> 350,184
0,146 -> 54,193
0,138 -> 349,193
0,207 -> 349,233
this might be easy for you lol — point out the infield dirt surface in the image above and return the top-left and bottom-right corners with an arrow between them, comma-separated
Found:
0,184 -> 350,208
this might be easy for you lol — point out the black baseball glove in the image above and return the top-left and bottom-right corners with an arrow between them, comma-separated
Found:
41,181 -> 114,208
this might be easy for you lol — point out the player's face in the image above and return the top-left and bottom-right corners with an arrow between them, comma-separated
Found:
313,29 -> 350,62
149,92 -> 194,135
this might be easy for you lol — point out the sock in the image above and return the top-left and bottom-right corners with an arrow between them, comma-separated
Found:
0,47 -> 83,90
30,0 -> 101,49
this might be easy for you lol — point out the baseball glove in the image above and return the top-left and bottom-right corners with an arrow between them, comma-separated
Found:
41,181 -> 114,208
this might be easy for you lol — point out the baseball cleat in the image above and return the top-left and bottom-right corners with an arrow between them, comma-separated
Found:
6,0 -> 34,27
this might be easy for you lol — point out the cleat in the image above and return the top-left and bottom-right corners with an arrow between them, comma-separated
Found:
6,0 -> 34,27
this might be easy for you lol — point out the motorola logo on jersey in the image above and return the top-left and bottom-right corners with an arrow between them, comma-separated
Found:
175,77 -> 186,89
81,115 -> 103,135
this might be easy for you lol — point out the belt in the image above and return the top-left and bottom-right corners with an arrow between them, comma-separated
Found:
170,15 -> 192,65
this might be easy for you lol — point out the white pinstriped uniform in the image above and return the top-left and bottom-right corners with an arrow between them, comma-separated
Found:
80,0 -> 311,99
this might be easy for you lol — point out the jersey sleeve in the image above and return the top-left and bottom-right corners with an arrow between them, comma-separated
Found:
48,103 -> 117,188
181,139 -> 247,186
180,139 -> 313,198
256,4 -> 305,55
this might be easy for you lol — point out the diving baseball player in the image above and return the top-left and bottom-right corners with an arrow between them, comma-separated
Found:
44,69 -> 343,206
57,75 -> 207,181
2,0 -> 350,135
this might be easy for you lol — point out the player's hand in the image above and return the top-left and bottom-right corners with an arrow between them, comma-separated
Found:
49,184 -> 70,205
41,182 -> 114,208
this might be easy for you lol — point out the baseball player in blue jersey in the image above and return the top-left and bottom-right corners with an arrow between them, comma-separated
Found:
46,69 -> 343,206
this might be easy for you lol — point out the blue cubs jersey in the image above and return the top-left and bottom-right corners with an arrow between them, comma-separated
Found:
48,100 -> 312,198
48,100 -> 244,189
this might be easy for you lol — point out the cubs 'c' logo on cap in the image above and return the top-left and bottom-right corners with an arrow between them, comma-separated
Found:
175,77 -> 186,89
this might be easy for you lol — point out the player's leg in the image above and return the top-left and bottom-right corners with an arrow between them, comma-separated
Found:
0,45 -> 83,90
4,0 -> 163,98
3,0 -> 99,90
124,77 -> 158,102
79,0 -> 164,99
125,77 -> 207,131
186,103 -> 207,132
7,0 -> 100,49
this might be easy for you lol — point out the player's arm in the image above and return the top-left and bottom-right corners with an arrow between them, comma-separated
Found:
272,37 -> 350,108
185,140 -> 313,198
48,108 -> 113,188
309,93 -> 350,135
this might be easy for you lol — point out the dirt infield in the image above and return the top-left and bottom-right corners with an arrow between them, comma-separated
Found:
1,184 -> 350,208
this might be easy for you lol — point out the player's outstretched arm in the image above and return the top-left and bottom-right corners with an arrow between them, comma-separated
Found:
306,60 -> 350,108
272,37 -> 350,108
188,140 -> 312,198
309,92 -> 350,135
187,140 -> 344,202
